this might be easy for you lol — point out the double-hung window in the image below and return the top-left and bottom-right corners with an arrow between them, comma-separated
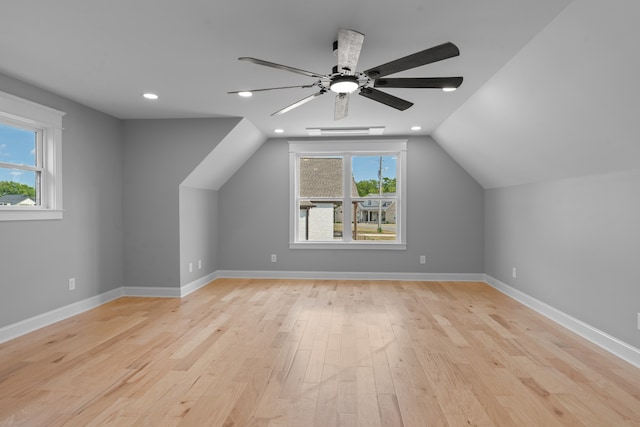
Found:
0,90 -> 65,221
289,139 -> 406,249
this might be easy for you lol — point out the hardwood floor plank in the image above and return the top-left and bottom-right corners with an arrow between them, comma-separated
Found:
377,393 -> 404,427
0,279 -> 638,426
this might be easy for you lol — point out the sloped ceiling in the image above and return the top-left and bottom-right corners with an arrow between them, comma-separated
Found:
181,118 -> 265,190
433,0 -> 640,189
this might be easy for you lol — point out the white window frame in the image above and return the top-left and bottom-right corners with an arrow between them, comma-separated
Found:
289,139 -> 407,250
0,90 -> 65,221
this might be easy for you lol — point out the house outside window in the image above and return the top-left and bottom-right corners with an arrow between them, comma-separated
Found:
289,139 -> 407,250
0,90 -> 65,221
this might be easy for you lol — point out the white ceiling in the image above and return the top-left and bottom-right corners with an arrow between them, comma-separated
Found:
0,0 -> 570,140
4,1 -> 636,190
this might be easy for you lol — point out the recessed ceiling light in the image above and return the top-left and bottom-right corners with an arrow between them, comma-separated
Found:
238,91 -> 253,97
274,128 -> 284,133
142,93 -> 158,100
442,87 -> 457,92
411,126 -> 422,131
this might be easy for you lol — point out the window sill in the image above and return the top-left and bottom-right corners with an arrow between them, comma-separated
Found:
290,241 -> 406,250
0,209 -> 63,221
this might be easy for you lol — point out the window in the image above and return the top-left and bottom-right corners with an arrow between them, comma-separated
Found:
289,139 -> 406,249
0,90 -> 65,221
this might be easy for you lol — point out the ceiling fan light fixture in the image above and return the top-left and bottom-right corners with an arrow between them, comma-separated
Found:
330,75 -> 359,94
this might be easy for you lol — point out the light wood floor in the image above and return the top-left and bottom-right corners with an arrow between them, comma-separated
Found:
1,279 -> 639,426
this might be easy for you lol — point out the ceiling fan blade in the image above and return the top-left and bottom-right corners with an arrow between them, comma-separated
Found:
272,91 -> 325,116
334,93 -> 349,120
364,42 -> 460,78
228,84 -> 316,94
359,87 -> 413,111
337,29 -> 365,74
239,57 -> 326,79
374,77 -> 463,89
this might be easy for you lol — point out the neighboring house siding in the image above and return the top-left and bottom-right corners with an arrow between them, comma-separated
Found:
357,193 -> 396,223
0,195 -> 35,206
385,201 -> 396,223
307,203 -> 334,241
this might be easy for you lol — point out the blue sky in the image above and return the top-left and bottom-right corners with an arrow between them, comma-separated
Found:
352,155 -> 396,182
0,123 -> 36,185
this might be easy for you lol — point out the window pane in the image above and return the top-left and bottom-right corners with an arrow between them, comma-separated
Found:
298,201 -> 342,241
299,157 -> 343,197
0,168 -> 38,206
352,199 -> 397,241
352,155 -> 397,197
0,123 -> 37,167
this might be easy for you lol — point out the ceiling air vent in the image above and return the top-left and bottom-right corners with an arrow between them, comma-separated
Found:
305,127 -> 385,136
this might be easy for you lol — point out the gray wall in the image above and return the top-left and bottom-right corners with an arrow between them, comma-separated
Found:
485,169 -> 640,348
0,73 -> 124,328
122,118 -> 240,288
179,186 -> 218,285
218,136 -> 484,273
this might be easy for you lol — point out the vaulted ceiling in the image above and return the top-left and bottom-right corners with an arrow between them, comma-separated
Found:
1,0 -> 637,189
434,0 -> 640,188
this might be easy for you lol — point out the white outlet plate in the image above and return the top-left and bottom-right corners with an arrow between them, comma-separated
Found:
271,254 -> 277,263
512,267 -> 517,278
637,313 -> 640,330
198,259 -> 202,269
419,255 -> 426,264
69,278 -> 76,291
189,262 -> 193,273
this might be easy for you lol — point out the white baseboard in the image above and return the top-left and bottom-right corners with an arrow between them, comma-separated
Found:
121,271 -> 220,298
122,286 -> 181,298
217,270 -> 485,282
180,271 -> 219,297
0,288 -> 123,344
484,274 -> 640,369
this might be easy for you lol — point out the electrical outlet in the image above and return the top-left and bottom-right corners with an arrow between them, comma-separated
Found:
271,254 -> 277,263
637,313 -> 640,330
198,259 -> 202,270
512,267 -> 517,279
419,255 -> 426,264
189,262 -> 193,273
68,278 -> 76,291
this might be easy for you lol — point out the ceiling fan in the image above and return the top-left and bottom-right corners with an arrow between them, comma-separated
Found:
229,29 -> 463,120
